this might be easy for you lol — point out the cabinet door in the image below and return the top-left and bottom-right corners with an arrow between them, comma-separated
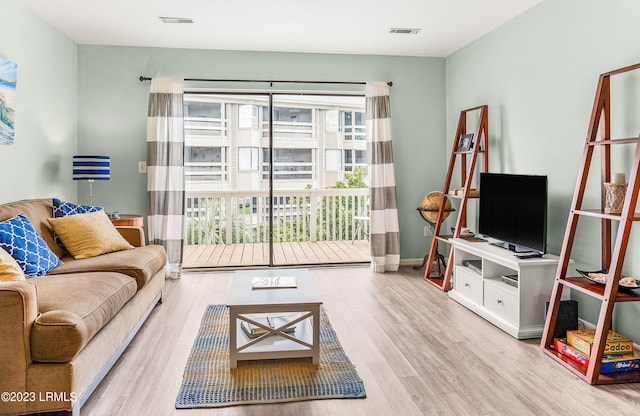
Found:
454,266 -> 483,305
484,280 -> 518,325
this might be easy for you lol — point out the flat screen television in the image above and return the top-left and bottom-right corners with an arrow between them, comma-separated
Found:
478,173 -> 548,255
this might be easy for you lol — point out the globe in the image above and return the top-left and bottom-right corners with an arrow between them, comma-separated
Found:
419,191 -> 452,223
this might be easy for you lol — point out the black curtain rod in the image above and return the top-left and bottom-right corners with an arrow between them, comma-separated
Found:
138,75 -> 392,87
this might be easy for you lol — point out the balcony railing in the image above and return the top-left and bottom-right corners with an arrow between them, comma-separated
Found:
185,188 -> 369,245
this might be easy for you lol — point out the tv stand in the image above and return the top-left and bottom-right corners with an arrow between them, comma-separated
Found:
449,238 -> 562,339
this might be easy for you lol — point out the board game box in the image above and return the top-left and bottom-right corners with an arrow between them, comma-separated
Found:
566,329 -> 633,356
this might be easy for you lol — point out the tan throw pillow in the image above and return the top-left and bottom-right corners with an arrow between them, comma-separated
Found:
0,246 -> 26,281
47,210 -> 134,259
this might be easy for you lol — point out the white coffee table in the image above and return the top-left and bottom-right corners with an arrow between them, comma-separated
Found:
227,269 -> 322,368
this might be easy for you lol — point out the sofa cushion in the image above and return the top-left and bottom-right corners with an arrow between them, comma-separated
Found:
47,210 -> 134,259
0,247 -> 25,281
51,198 -> 102,247
48,245 -> 167,290
30,272 -> 137,362
0,198 -> 65,259
0,214 -> 63,276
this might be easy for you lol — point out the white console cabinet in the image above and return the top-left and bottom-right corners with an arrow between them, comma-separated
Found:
448,238 -> 562,339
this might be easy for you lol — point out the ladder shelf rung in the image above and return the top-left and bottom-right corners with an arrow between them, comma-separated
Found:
559,277 -> 640,302
446,195 -> 480,200
424,274 -> 446,288
559,278 -> 606,300
571,209 -> 640,221
454,149 -> 487,155
586,137 -> 640,146
434,235 -> 453,243
594,370 -> 640,384
573,209 -> 620,220
446,192 -> 480,199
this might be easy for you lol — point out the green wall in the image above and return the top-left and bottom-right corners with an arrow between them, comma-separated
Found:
0,0 -> 78,203
446,0 -> 640,339
77,46 -> 446,261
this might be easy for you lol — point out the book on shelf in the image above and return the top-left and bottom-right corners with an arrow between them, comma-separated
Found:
554,338 -> 589,366
250,275 -> 297,289
241,315 -> 297,339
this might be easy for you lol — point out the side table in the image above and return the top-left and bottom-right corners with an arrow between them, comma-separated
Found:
109,214 -> 143,227
110,215 -> 145,246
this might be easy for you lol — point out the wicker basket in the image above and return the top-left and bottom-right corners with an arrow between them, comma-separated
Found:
604,182 -> 627,214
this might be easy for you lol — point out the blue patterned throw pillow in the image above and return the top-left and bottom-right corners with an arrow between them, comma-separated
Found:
0,214 -> 63,277
52,198 -> 103,247
53,198 -> 102,217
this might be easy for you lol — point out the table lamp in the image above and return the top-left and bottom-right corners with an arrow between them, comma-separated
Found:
72,155 -> 110,205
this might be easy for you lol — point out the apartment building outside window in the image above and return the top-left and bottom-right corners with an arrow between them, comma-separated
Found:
343,149 -> 367,172
238,147 -> 259,171
263,148 -> 314,180
183,94 -> 367,191
184,99 -> 228,186
343,110 -> 365,141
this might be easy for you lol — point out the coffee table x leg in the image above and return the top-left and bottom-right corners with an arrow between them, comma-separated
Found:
228,304 -> 320,368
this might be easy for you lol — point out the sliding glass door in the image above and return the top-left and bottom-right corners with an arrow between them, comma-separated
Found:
181,92 -> 369,269
269,95 -> 369,266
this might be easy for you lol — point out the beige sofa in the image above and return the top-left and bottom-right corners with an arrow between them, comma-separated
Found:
0,198 -> 166,415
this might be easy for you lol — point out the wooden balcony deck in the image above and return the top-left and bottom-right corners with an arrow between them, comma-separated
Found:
183,240 -> 370,268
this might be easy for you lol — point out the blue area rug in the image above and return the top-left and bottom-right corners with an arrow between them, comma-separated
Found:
175,304 -> 366,408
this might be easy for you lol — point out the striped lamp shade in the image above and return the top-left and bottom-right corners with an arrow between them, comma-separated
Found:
72,155 -> 110,180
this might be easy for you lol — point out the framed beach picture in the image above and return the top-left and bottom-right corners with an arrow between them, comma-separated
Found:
457,133 -> 474,152
0,57 -> 17,145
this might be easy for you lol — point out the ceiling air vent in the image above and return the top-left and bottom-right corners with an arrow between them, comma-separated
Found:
159,17 -> 194,24
389,28 -> 420,34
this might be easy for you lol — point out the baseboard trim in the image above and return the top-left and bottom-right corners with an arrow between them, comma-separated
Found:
400,258 -> 423,267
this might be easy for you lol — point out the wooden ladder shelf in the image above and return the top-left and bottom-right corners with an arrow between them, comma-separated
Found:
423,105 -> 489,291
541,62 -> 640,384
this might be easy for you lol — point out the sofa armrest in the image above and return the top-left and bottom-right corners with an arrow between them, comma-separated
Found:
116,226 -> 146,247
0,282 -> 38,413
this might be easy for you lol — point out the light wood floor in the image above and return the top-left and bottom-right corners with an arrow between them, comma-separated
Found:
82,266 -> 640,416
183,240 -> 370,268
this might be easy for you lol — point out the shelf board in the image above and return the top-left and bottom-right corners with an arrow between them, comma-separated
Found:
543,346 -> 590,381
435,235 -> 453,243
543,347 -> 640,384
573,209 -> 621,220
424,274 -> 445,289
446,193 -> 480,199
559,277 -> 640,302
454,149 -> 487,155
586,136 -> 640,146
573,208 -> 640,221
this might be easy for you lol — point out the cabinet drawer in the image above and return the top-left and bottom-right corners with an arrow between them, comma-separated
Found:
484,280 -> 518,325
454,266 -> 483,305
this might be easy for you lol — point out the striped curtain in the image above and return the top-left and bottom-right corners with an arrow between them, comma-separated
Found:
366,82 -> 400,272
146,78 -> 185,278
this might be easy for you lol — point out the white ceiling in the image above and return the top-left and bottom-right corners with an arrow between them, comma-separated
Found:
19,0 -> 543,57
